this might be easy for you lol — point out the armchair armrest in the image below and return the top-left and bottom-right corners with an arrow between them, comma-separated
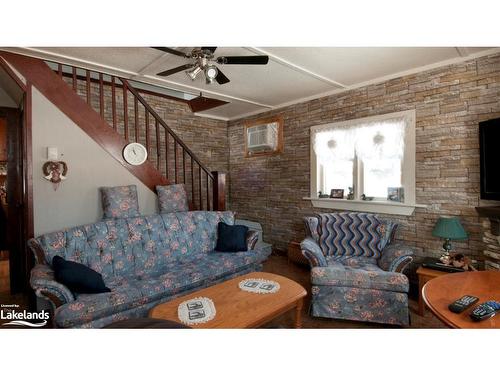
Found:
246,230 -> 259,250
378,242 -> 414,273
300,237 -> 328,267
30,264 -> 75,309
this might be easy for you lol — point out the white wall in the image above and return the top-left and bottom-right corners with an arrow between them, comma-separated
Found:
32,87 -> 158,236
0,86 -> 17,107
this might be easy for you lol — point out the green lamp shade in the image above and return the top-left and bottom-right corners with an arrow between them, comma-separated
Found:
432,217 -> 468,240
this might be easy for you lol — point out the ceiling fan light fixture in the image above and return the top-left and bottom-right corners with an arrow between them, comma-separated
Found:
186,66 -> 202,80
204,65 -> 218,84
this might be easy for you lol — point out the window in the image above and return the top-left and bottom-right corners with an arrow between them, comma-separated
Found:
309,110 -> 417,215
245,116 -> 283,157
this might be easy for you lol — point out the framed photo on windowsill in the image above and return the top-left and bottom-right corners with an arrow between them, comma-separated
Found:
330,189 -> 344,199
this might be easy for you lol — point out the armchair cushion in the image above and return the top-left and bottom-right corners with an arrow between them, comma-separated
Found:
378,242 -> 414,273
311,261 -> 409,293
300,237 -> 328,267
30,264 -> 75,305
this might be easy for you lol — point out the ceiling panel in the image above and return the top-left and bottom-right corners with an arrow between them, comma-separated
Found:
261,47 -> 466,85
196,100 -> 265,119
39,47 -> 164,72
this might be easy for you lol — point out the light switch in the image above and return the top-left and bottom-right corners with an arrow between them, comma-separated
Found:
47,147 -> 58,160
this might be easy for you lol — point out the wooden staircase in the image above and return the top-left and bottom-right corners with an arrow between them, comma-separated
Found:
0,51 -> 225,211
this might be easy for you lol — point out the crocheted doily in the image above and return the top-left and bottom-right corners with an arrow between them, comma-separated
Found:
238,278 -> 281,294
177,297 -> 216,325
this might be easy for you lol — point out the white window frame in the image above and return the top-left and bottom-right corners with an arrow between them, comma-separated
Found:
305,110 -> 425,216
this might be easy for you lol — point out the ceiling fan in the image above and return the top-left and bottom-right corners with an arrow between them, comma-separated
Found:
152,47 -> 269,85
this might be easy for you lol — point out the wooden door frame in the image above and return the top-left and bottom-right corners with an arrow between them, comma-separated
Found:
0,57 -> 34,294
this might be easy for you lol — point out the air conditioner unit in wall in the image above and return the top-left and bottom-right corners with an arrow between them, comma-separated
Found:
247,123 -> 278,153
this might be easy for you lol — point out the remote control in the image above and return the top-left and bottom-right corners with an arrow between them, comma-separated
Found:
448,295 -> 479,313
470,301 -> 499,321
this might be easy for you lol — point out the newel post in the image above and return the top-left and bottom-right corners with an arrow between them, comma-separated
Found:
212,171 -> 226,211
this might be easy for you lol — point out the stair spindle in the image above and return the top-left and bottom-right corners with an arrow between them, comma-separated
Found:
165,132 -> 169,180
145,110 -> 150,156
199,165 -> 202,210
123,81 -> 128,141
183,149 -> 186,183
174,141 -> 178,184
155,119 -> 160,170
99,73 -> 104,119
57,64 -> 62,78
134,96 -> 139,142
111,77 -> 117,130
72,67 -> 77,91
86,70 -> 91,104
206,171 -> 210,211
191,157 -> 195,206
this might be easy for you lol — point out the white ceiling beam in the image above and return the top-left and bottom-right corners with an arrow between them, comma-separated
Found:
246,47 -> 348,88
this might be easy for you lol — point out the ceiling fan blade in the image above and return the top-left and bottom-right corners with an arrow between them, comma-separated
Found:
152,47 -> 190,58
201,47 -> 217,53
216,55 -> 269,65
157,64 -> 194,76
215,69 -> 230,85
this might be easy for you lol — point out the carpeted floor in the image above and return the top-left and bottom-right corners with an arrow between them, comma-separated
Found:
262,254 -> 447,328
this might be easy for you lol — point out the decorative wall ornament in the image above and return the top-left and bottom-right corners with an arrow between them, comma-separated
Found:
42,161 -> 68,190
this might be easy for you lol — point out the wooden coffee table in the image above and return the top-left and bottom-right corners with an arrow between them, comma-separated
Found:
149,272 -> 307,328
422,270 -> 500,328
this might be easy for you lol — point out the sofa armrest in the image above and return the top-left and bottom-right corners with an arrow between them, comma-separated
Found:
300,237 -> 328,267
378,242 -> 414,273
246,230 -> 259,250
30,264 -> 75,308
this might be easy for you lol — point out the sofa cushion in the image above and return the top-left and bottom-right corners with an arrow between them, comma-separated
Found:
316,212 -> 384,258
215,222 -> 248,252
311,258 -> 409,293
52,255 -> 111,294
100,185 -> 140,219
54,246 -> 271,328
379,220 -> 398,249
156,184 -> 189,213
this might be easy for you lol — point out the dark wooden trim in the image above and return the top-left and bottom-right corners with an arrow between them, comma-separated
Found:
212,171 -> 226,211
0,56 -> 27,91
0,51 -> 168,192
244,115 -> 284,158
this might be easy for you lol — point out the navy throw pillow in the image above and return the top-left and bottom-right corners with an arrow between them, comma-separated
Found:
52,255 -> 111,294
215,222 -> 248,252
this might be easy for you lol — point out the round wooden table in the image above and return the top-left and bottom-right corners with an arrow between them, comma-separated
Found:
422,270 -> 500,328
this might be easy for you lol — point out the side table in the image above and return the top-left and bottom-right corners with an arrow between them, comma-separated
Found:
416,266 -> 447,316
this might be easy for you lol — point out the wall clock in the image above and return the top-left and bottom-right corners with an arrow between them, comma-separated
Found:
123,143 -> 148,165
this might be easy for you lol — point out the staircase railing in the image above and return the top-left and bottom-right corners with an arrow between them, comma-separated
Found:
50,61 -> 225,211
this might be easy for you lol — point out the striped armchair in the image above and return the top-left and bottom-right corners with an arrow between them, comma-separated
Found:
301,212 -> 414,326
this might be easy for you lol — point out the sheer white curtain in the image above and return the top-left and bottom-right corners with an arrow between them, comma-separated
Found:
312,116 -> 407,163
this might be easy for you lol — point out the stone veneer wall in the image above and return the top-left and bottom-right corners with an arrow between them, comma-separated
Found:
228,53 -> 500,270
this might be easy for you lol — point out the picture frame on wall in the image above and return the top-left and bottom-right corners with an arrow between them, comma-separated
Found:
330,189 -> 345,199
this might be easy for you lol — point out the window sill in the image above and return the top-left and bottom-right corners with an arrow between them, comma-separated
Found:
303,197 -> 427,216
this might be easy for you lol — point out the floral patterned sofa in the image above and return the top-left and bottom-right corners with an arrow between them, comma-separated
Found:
301,212 -> 414,326
28,211 -> 271,328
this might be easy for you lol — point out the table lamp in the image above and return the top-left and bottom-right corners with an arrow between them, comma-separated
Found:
432,217 -> 468,256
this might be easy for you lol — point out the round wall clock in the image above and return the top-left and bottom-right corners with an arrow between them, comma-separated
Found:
123,143 -> 148,165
